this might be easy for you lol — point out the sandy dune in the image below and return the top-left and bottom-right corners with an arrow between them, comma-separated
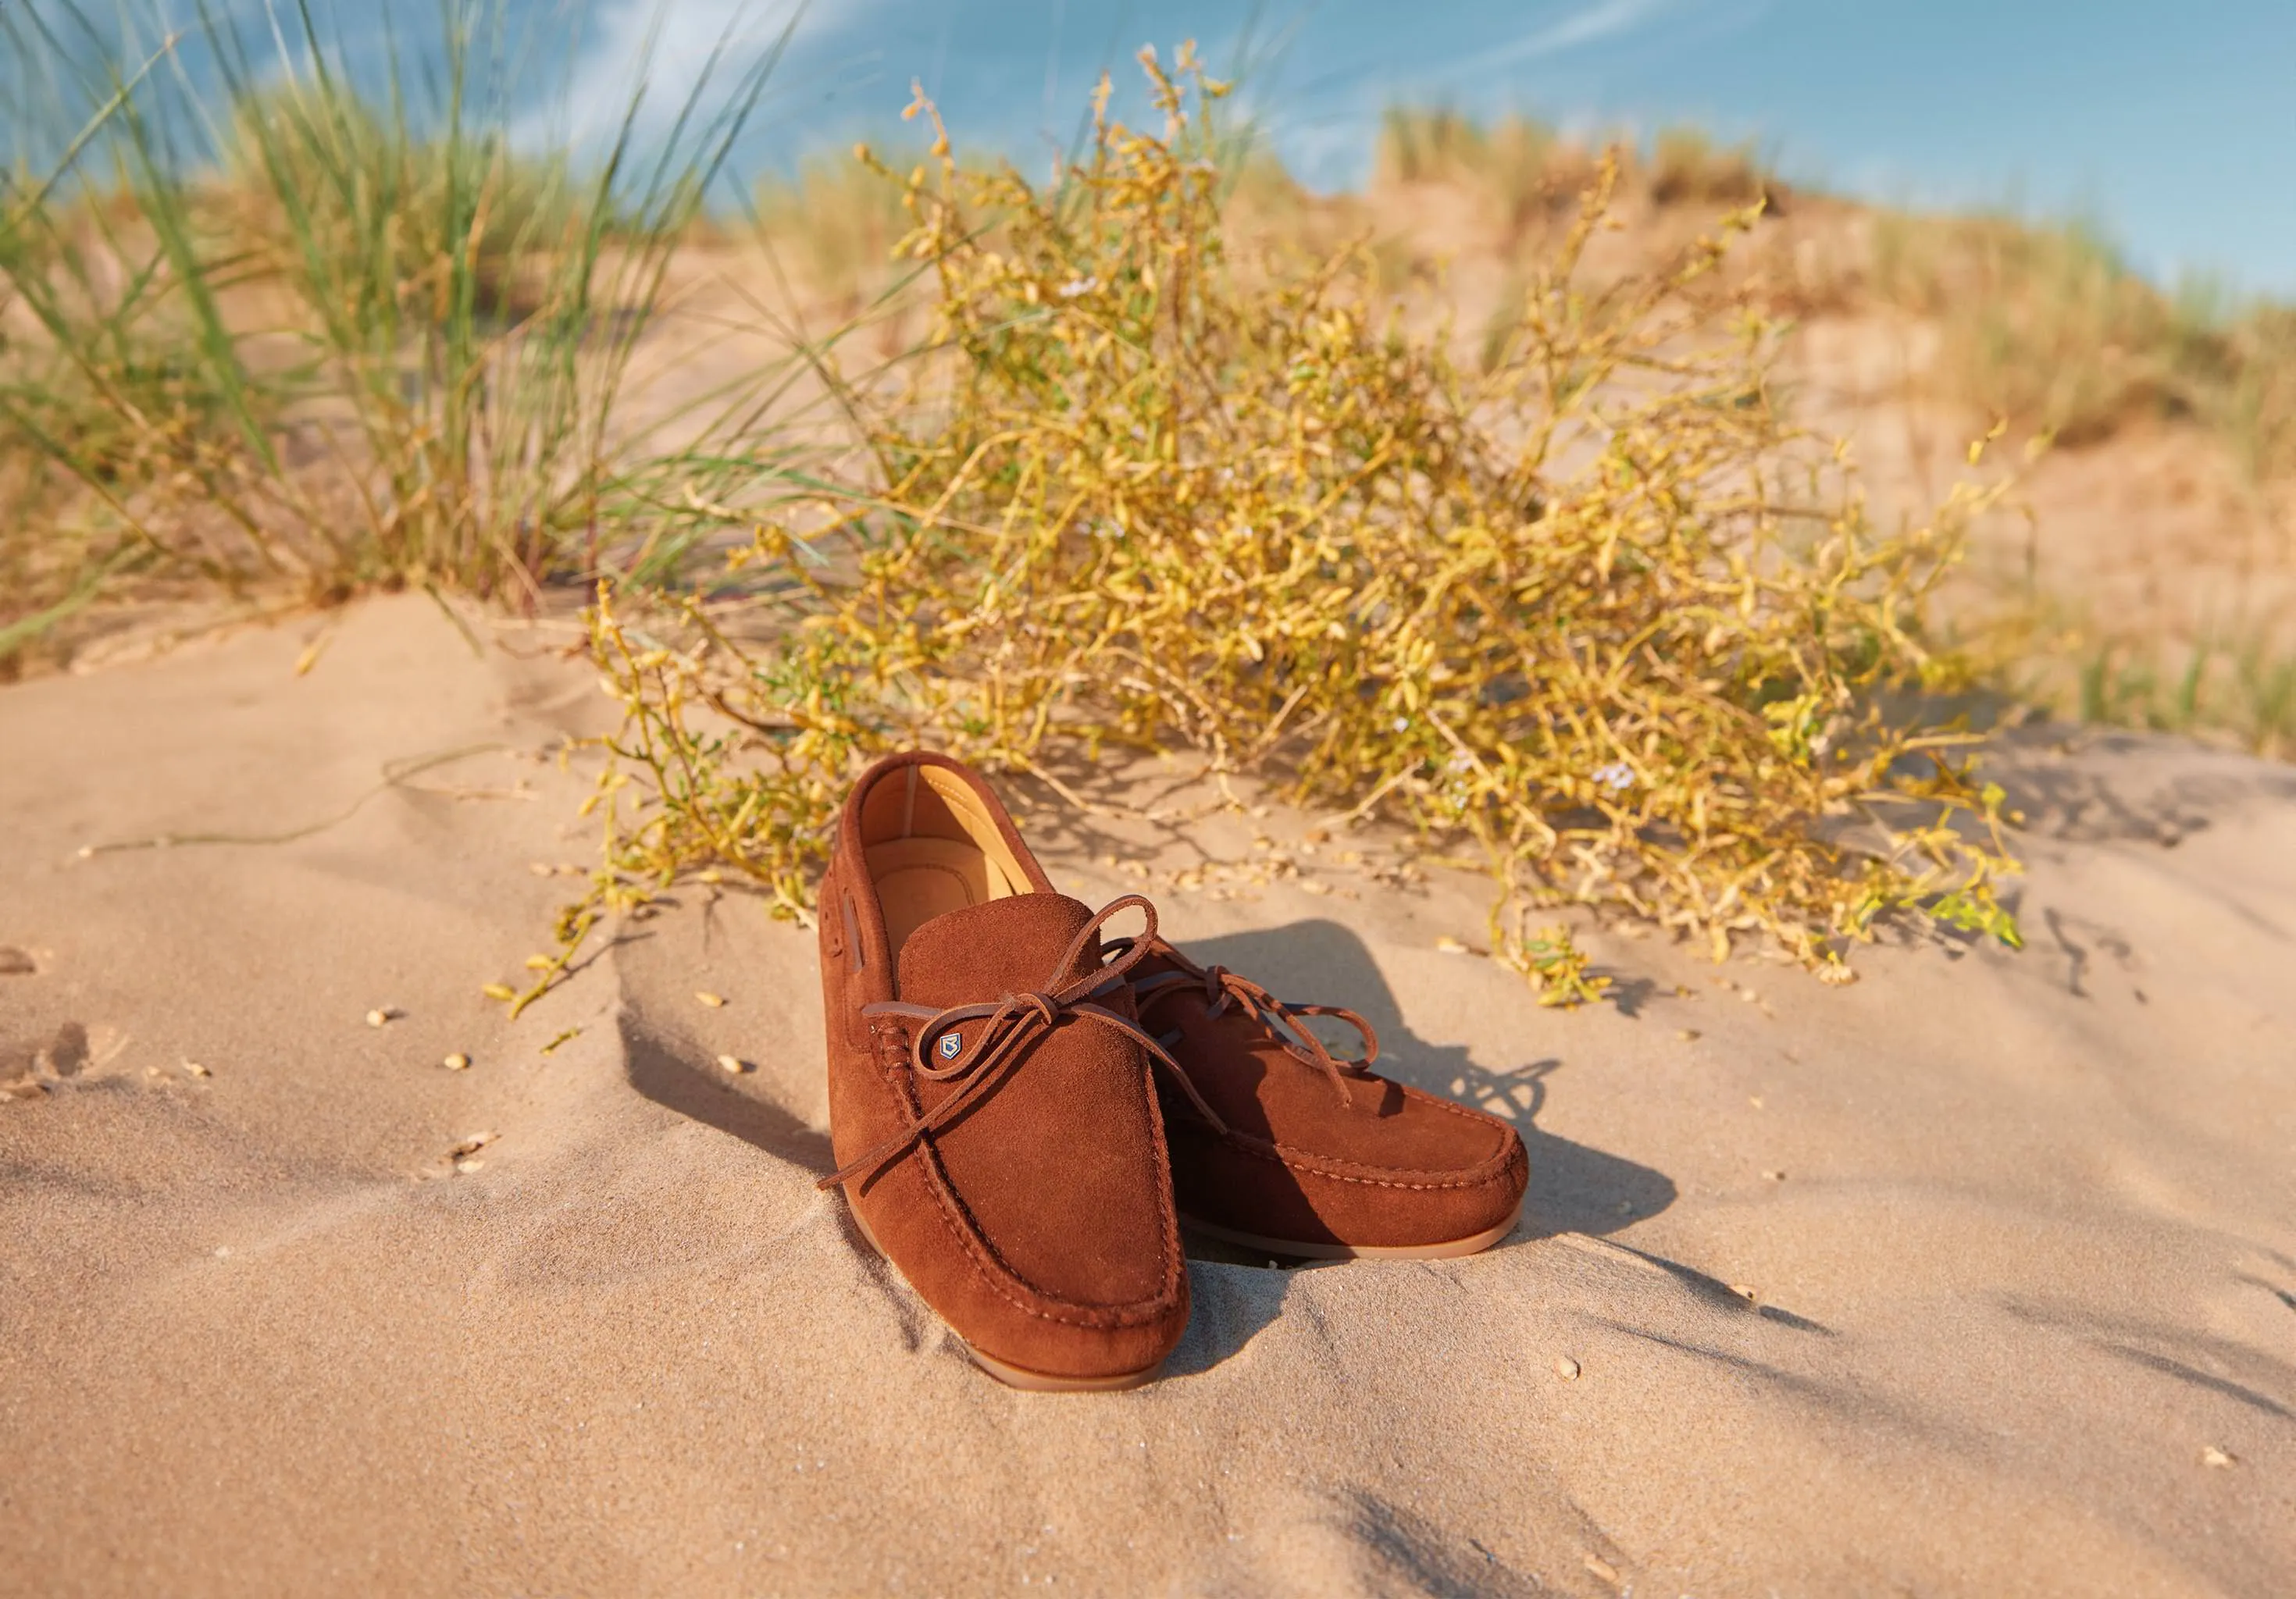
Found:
2,596 -> 2291,1596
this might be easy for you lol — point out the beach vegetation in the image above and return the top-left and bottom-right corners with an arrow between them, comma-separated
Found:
539,49 -> 2020,1010
1,0 -> 813,666
18,12 -> 2296,1004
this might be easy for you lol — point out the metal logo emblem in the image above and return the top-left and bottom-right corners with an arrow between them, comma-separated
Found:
937,1032 -> 963,1061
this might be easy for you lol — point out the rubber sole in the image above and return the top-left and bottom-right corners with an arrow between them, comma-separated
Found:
843,1198 -> 1167,1393
962,1344 -> 1166,1393
1179,1205 -> 1522,1262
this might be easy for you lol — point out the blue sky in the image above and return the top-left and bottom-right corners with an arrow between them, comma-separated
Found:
18,0 -> 2295,294
668,0 -> 2295,296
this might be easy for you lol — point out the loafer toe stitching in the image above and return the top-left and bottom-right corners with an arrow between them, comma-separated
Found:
1182,1118 -> 1527,1192
1168,1067 -> 1524,1189
861,1051 -> 1184,1331
930,1112 -> 1185,1326
922,1139 -> 1185,1328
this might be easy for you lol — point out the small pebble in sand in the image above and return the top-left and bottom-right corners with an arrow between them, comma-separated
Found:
181,1060 -> 211,1078
482,983 -> 517,1002
1762,1169 -> 1786,1182
1584,1554 -> 1620,1586
2201,1445 -> 2237,1469
696,991 -> 727,1009
455,1158 -> 485,1174
1749,1095 -> 1766,1109
0,946 -> 35,975
717,1055 -> 748,1074
1677,1028 -> 1700,1042
1434,935 -> 1471,955
449,1131 -> 499,1159
443,1052 -> 472,1071
1300,880 -> 1332,896
527,861 -> 555,877
365,1007 -> 397,1027
214,1245 -> 231,1258
1731,1284 -> 1759,1302
1553,1355 -> 1581,1380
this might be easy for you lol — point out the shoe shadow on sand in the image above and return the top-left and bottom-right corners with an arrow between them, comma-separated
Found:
618,918 -> 1675,1380
1164,919 -> 1678,1377
621,1015 -> 836,1177
1175,918 -> 1677,1241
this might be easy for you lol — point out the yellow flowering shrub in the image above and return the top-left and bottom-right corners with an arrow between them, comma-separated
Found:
529,46 -> 2019,1011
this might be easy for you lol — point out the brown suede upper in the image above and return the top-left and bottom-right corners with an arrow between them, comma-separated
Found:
815,752 -> 1189,1383
1132,944 -> 1528,1253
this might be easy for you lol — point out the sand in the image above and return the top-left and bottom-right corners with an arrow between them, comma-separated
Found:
2,594 -> 2291,1597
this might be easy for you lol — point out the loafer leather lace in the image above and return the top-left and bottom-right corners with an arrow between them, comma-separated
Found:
818,895 -> 1231,1191
1122,939 -> 1381,1108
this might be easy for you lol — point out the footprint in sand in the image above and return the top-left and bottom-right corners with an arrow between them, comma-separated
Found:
2,1021 -> 81,1099
2,1022 -> 137,1101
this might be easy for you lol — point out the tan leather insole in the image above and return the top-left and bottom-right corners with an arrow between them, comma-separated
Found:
866,835 -> 1023,960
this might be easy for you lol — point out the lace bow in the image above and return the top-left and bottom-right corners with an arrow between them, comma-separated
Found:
818,895 -> 1229,1191
1125,941 -> 1381,1108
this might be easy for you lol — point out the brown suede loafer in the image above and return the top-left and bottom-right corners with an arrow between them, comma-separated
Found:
1125,939 -> 1528,1259
814,752 -> 1203,1390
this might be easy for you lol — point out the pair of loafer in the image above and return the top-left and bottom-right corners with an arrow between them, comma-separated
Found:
812,752 -> 1527,1390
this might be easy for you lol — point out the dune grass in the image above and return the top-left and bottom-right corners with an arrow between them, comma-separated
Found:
1861,213 -> 2296,755
58,23 -> 2296,994
1366,105 -> 2296,513
1374,105 -> 1765,237
1872,212 -> 2218,447
516,49 -> 2023,1011
752,148 -> 919,304
0,0 -> 826,666
1374,107 -> 1578,243
1866,211 -> 2296,530
2075,629 -> 2296,760
3,25 -> 2031,994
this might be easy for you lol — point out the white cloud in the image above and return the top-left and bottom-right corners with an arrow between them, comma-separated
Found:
1262,113 -> 1378,193
1484,0 -> 1676,69
519,0 -> 850,151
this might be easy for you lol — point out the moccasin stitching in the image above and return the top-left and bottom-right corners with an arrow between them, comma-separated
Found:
1200,1134 -> 1524,1191
832,757 -> 1184,1343
918,1140 -> 1186,1329
1168,1109 -> 1524,1191
868,1042 -> 1184,1331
